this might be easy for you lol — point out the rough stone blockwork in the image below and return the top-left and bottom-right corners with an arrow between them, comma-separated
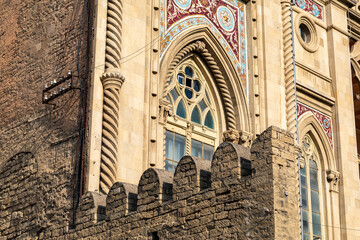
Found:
0,126 -> 300,239
0,0 -> 90,238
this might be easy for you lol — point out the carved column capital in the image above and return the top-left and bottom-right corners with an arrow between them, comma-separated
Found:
223,129 -> 240,144
195,40 -> 206,51
159,98 -> 172,125
239,130 -> 253,147
326,169 -> 340,192
101,70 -> 125,89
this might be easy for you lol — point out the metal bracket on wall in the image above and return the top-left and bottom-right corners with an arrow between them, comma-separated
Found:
42,70 -> 80,104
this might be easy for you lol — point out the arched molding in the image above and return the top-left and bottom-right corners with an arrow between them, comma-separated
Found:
298,112 -> 336,171
159,26 -> 251,133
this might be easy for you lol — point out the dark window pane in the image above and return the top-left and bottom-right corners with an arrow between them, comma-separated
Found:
186,78 -> 192,87
205,111 -> 214,129
185,66 -> 194,77
311,190 -> 320,213
205,90 -> 210,103
302,210 -> 309,233
176,101 -> 186,119
309,158 -> 318,170
312,213 -> 321,237
194,80 -> 201,92
203,144 -> 214,161
300,163 -> 307,176
301,187 -> 308,210
177,73 -> 184,85
164,160 -> 173,172
165,131 -> 174,159
174,134 -> 186,162
185,88 -> 193,99
170,89 -> 179,101
303,233 -> 310,240
191,139 -> 202,158
301,174 -> 307,188
191,107 -> 201,124
310,167 -> 319,191
199,99 -> 207,112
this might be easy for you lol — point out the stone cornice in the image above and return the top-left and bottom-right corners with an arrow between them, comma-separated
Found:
349,9 -> 360,40
296,81 -> 335,107
336,0 -> 356,8
325,0 -> 356,10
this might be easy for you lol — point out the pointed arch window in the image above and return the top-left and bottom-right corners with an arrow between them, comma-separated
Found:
300,134 -> 323,240
164,58 -> 218,172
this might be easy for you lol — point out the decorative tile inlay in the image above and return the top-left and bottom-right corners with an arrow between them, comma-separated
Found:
160,0 -> 247,90
297,102 -> 333,148
295,0 -> 323,20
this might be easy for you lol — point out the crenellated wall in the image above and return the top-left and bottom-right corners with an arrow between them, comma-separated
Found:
12,126 -> 299,239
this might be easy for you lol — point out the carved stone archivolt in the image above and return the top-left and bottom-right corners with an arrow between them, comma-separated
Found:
162,40 -> 240,142
99,0 -> 125,194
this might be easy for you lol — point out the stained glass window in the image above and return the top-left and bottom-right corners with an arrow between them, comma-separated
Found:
176,101 -> 186,119
164,59 -> 218,172
300,134 -> 322,240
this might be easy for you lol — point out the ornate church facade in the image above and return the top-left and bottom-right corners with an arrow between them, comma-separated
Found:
82,0 -> 360,238
1,0 -> 360,239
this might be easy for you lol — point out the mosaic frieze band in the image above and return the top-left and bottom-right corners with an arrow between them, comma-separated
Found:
160,0 -> 247,89
295,0 -> 323,20
297,102 -> 333,148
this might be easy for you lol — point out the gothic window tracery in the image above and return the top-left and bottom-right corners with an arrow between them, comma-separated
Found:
300,134 -> 323,240
164,58 -> 218,172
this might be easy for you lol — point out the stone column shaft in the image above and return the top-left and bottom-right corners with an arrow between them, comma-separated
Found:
100,73 -> 124,194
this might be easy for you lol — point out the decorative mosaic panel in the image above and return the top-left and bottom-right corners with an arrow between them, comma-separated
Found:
160,0 -> 247,90
295,0 -> 323,20
297,102 -> 333,148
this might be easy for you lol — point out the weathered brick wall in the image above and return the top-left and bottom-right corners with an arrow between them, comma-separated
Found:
10,126 -> 299,240
0,0 -> 91,238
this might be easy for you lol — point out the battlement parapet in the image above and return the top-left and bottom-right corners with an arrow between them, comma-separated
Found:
0,126 -> 301,239
69,126 -> 301,239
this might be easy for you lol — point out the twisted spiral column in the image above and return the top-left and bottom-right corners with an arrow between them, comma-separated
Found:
162,41 -> 236,131
100,72 -> 125,194
185,123 -> 194,155
105,0 -> 123,70
282,0 -> 296,135
99,0 -> 124,194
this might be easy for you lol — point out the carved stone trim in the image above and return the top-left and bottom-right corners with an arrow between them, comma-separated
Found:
239,130 -> 253,148
162,40 -> 237,130
223,129 -> 240,144
158,98 -> 172,125
326,169 -> 340,192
